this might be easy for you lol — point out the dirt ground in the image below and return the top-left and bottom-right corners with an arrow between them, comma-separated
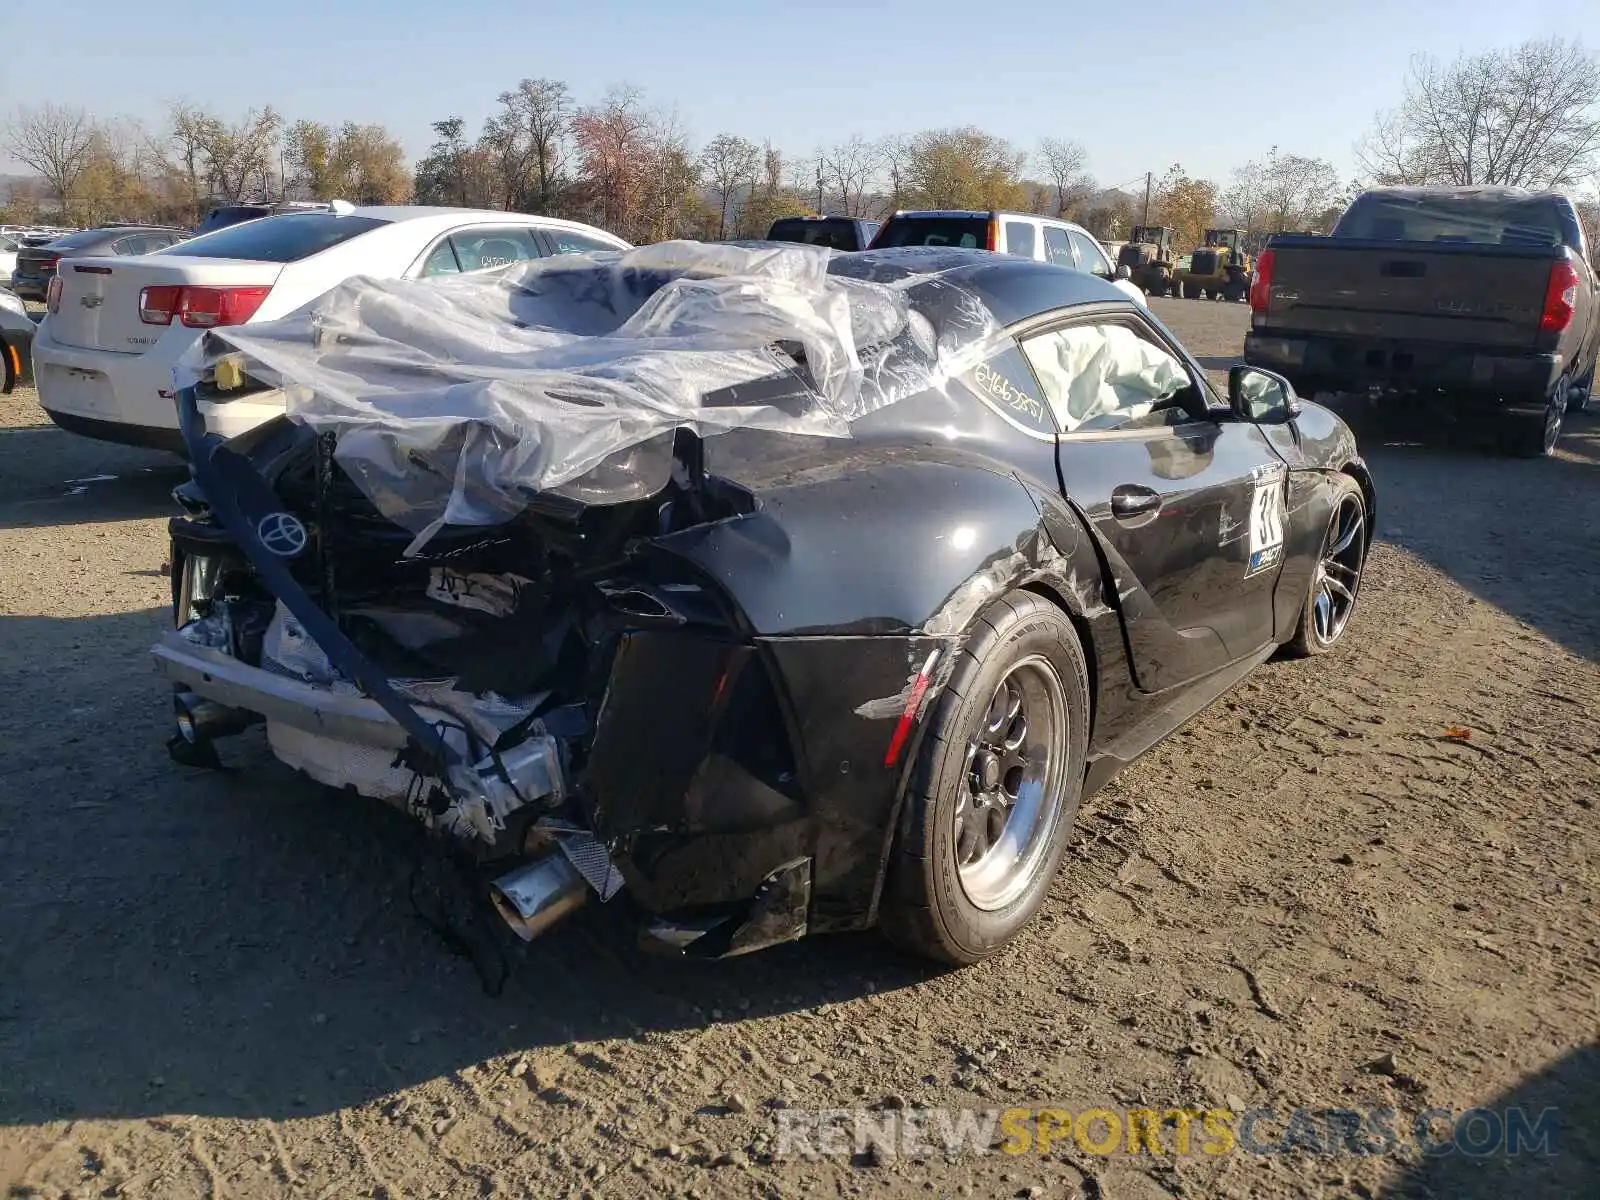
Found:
1,296 -> 1596,1200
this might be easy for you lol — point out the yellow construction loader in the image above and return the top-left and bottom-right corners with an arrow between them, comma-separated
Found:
1174,228 -> 1254,301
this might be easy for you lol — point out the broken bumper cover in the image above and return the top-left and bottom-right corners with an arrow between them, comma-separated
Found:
154,631 -> 410,749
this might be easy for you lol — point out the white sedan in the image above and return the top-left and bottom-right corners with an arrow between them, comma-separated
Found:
33,205 -> 631,450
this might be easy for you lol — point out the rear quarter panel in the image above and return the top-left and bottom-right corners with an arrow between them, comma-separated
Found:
648,447 -> 1129,930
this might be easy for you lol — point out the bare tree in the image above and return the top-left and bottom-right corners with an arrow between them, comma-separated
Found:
875,134 -> 911,218
1223,148 -> 1343,235
481,79 -> 573,212
571,87 -> 657,241
185,106 -> 282,202
1037,137 -> 1090,217
4,103 -> 97,209
1358,38 -> 1600,187
821,136 -> 885,217
699,133 -> 761,238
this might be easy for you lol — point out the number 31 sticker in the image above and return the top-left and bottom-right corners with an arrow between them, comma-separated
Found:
1246,466 -> 1287,578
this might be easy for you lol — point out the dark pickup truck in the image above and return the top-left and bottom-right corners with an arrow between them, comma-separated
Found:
1245,187 -> 1599,456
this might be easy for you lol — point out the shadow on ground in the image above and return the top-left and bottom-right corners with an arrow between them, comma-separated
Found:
1384,1042 -> 1599,1199
0,423 -> 187,530
1330,401 -> 1600,662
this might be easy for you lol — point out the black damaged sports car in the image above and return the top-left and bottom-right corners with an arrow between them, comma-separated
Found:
155,245 -> 1374,970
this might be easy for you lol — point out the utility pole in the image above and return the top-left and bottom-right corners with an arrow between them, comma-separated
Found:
1142,172 -> 1153,225
816,159 -> 825,215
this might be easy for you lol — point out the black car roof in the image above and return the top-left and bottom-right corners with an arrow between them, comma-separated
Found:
828,247 -> 1131,327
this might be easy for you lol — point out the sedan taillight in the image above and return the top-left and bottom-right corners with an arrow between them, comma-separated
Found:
138,285 -> 271,329
45,276 -> 62,313
139,285 -> 182,325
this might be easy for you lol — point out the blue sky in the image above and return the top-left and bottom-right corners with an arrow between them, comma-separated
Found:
0,0 -> 1583,189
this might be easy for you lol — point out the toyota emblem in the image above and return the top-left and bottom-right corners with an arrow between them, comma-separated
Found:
257,511 -> 308,557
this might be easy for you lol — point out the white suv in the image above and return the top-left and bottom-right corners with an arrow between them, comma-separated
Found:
33,205 -> 630,451
869,210 -> 1146,305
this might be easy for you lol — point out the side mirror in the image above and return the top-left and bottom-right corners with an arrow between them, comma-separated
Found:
1115,264 -> 1133,281
1229,365 -> 1302,423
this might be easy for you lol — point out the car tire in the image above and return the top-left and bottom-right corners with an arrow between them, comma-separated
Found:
1283,475 -> 1368,658
880,591 -> 1089,965
1508,373 -> 1567,457
1567,358 -> 1595,413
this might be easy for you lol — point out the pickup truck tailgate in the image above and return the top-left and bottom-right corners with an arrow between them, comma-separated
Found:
1267,243 -> 1552,349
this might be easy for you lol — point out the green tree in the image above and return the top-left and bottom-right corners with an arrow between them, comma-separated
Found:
902,127 -> 1027,211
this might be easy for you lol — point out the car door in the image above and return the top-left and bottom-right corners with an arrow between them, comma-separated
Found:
1016,310 -> 1291,692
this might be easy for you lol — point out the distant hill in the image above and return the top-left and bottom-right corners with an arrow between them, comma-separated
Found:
0,173 -> 44,202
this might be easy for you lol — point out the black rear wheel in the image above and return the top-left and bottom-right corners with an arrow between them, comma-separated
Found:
1508,374 -> 1567,457
880,592 -> 1089,965
1567,358 -> 1595,413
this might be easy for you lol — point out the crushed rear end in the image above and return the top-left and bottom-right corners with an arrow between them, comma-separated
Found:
151,242 -> 992,962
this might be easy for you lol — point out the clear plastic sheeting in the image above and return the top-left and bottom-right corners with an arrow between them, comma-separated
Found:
188,241 -> 998,551
1021,324 -> 1188,432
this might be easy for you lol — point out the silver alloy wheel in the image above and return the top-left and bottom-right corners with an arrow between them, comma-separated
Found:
954,656 -> 1068,912
1311,492 -> 1366,646
1542,385 -> 1565,453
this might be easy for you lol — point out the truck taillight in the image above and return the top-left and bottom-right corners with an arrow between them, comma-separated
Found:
1541,261 -> 1579,333
138,285 -> 271,329
45,276 -> 62,313
1249,249 -> 1274,313
986,216 -> 1000,252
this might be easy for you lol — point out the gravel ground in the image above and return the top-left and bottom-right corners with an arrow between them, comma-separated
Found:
1,296 -> 1597,1200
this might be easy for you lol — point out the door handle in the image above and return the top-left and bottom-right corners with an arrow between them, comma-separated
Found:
1110,485 -> 1162,519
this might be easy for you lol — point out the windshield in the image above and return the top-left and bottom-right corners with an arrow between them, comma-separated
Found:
873,215 -> 989,250
160,213 -> 388,263
1334,194 -> 1564,247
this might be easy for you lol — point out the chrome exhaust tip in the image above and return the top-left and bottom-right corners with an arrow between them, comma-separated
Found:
173,690 -> 255,744
489,852 -> 588,942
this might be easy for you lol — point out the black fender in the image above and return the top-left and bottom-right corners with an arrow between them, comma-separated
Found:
1258,400 -> 1378,639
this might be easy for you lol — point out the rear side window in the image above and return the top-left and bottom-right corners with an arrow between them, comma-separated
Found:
420,240 -> 461,276
873,215 -> 989,249
450,227 -> 543,271
160,213 -> 388,262
1043,226 -> 1074,267
957,341 -> 1053,436
1333,194 -> 1564,247
548,229 -> 621,255
1004,221 -> 1037,259
113,233 -> 174,255
1068,230 -> 1111,276
768,218 -> 863,251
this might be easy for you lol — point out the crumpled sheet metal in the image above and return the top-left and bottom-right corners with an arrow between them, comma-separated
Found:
189,241 -> 997,550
